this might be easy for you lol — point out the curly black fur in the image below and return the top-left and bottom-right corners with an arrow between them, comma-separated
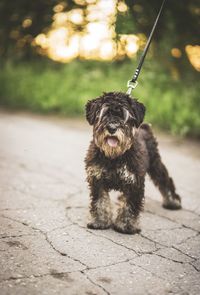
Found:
85,92 -> 181,234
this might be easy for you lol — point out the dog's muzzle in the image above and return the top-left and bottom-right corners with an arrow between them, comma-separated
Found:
105,123 -> 120,148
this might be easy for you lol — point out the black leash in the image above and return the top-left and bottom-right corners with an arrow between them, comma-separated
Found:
127,0 -> 166,95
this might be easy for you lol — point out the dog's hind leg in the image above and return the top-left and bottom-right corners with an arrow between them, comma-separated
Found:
144,126 -> 181,209
148,157 -> 181,209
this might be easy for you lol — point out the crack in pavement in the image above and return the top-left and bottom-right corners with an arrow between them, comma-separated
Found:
139,233 -> 164,248
145,208 -> 200,233
3,213 -> 126,276
66,210 -> 140,256
140,229 -> 199,250
46,223 -> 74,234
140,231 -> 200,264
0,258 -> 139,294
189,263 -> 200,272
172,245 -> 198,260
1,213 -> 137,272
130,260 -> 166,281
182,223 -> 200,234
153,251 -> 191,265
86,228 -> 139,256
66,211 -> 199,272
66,206 -> 198,256
2,209 -> 199,270
130,253 -> 200,287
45,233 -> 87,268
66,208 -> 199,263
81,270 -> 110,295
0,215 -> 87,270
65,207 -> 167,256
42,252 -> 199,294
0,215 -> 35,228
1,200 -> 199,295
152,252 -> 200,274
175,232 -> 199,245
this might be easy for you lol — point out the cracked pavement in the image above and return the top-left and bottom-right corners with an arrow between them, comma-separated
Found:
0,110 -> 200,295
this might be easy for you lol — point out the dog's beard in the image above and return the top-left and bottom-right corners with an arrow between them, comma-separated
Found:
94,128 -> 133,159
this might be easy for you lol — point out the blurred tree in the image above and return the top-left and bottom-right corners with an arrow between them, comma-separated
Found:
0,0 -> 199,81
0,0 -> 85,60
116,0 -> 200,80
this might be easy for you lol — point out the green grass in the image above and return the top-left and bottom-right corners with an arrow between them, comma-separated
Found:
0,60 -> 199,137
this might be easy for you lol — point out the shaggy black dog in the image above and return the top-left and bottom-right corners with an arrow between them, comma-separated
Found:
85,92 -> 181,234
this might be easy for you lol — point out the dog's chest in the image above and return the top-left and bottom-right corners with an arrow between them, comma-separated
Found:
87,163 -> 135,188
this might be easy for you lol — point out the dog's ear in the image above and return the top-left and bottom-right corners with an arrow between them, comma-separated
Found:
85,97 -> 102,125
127,97 -> 146,127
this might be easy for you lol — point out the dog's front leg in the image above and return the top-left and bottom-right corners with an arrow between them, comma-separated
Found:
114,181 -> 144,234
87,179 -> 112,230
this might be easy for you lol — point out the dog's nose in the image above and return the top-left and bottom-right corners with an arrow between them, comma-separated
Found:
107,124 -> 117,134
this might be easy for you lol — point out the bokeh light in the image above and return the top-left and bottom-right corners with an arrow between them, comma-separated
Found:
34,0 -> 200,70
34,0 -> 139,63
171,48 -> 182,58
186,45 -> 200,72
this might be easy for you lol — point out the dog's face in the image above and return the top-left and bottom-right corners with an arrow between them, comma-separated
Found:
86,92 -> 145,159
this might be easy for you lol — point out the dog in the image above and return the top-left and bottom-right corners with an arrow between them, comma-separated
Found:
85,91 -> 181,234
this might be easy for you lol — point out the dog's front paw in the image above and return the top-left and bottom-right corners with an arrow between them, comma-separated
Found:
113,217 -> 141,234
162,194 -> 182,210
87,219 -> 111,230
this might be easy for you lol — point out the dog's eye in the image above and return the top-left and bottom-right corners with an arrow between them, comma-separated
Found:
123,108 -> 133,123
122,108 -> 136,124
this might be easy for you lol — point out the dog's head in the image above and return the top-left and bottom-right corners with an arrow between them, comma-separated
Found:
85,92 -> 145,159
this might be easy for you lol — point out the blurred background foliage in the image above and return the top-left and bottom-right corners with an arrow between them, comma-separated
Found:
0,0 -> 199,137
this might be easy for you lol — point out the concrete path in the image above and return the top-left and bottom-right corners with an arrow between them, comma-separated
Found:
0,110 -> 200,295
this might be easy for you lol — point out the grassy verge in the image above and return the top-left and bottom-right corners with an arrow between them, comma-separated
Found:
0,60 -> 199,137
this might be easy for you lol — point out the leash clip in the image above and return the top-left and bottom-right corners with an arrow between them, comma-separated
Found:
126,80 -> 138,95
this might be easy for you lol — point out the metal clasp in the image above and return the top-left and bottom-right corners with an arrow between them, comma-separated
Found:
126,80 -> 138,95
